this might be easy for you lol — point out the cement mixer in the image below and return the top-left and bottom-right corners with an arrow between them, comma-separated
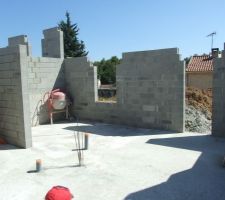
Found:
44,89 -> 70,124
51,89 -> 67,110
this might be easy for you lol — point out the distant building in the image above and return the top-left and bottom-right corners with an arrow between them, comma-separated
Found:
186,55 -> 213,89
186,48 -> 220,89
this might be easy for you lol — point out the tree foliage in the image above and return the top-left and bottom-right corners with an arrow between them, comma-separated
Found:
94,56 -> 120,84
184,56 -> 191,66
58,12 -> 88,58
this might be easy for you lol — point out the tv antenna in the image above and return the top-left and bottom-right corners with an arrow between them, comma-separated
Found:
207,32 -> 216,49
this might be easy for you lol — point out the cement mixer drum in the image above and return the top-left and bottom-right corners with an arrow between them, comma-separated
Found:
51,91 -> 66,110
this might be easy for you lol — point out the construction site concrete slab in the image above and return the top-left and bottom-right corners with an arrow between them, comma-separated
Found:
0,122 -> 225,200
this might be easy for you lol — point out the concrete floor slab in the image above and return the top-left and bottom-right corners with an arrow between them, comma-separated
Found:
0,122 -> 225,200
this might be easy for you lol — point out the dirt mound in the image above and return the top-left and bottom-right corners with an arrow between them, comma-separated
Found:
185,87 -> 212,133
186,87 -> 212,120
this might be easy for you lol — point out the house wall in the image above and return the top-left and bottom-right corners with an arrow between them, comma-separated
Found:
65,48 -> 185,132
186,72 -> 212,89
0,45 -> 32,148
28,57 -> 65,126
212,45 -> 225,137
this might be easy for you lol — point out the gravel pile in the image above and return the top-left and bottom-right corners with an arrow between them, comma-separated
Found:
185,87 -> 212,133
185,105 -> 211,133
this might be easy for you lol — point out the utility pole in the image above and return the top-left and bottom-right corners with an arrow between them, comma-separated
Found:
207,32 -> 216,49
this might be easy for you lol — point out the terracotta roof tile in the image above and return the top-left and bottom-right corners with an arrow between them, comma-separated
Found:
186,55 -> 213,72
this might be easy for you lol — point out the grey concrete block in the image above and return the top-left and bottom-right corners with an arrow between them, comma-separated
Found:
8,35 -> 28,46
8,35 -> 32,56
0,45 -> 32,148
143,105 -> 159,112
212,44 -> 225,137
42,27 -> 64,58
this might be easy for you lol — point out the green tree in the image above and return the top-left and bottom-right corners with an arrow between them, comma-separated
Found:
94,56 -> 121,84
58,12 -> 88,57
184,56 -> 191,66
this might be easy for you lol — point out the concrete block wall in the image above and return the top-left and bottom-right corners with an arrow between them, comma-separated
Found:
0,26 -> 186,148
42,27 -> 64,58
212,44 -> 225,137
65,57 -> 119,124
0,27 -> 65,149
65,48 -> 185,132
28,57 -> 64,126
0,45 -> 32,148
117,48 -> 185,131
64,57 -> 98,114
8,35 -> 32,56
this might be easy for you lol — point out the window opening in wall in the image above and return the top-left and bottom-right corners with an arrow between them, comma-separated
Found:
93,56 -> 120,103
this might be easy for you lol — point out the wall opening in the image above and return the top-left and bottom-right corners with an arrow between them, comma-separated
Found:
93,56 -> 120,103
185,55 -> 213,134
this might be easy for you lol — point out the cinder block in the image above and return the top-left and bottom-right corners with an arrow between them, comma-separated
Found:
142,116 -> 155,124
42,27 -> 64,58
212,47 -> 225,137
143,105 -> 158,112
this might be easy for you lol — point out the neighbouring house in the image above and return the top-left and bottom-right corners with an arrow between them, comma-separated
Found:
186,48 -> 220,89
186,50 -> 217,89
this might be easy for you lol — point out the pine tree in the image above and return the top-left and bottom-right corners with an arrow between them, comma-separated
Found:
58,12 -> 88,57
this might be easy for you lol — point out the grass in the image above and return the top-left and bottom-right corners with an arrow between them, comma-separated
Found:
98,96 -> 117,102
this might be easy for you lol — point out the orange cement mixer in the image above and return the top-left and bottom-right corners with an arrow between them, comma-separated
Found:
44,89 -> 69,124
50,89 -> 67,110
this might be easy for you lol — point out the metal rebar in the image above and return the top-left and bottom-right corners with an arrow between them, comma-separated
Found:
73,116 -> 85,166
73,131 -> 80,165
84,133 -> 89,150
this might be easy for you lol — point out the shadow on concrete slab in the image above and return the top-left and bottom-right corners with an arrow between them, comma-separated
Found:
0,144 -> 21,151
27,164 -> 81,173
63,122 -> 173,137
124,135 -> 225,200
43,164 -> 82,170
147,134 -> 225,152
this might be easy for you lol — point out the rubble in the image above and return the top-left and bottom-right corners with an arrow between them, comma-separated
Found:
185,87 -> 212,133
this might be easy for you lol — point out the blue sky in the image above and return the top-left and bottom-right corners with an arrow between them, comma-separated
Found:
0,0 -> 225,61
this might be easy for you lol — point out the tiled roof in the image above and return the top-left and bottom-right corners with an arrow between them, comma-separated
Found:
186,55 -> 213,72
